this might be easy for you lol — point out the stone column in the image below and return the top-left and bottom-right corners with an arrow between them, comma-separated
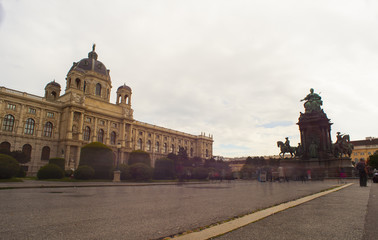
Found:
106,120 -> 111,145
92,117 -> 97,142
75,146 -> 81,169
55,112 -> 61,140
37,109 -> 44,137
66,108 -> 73,139
126,124 -> 132,149
78,112 -> 84,140
65,145 -> 71,169
120,121 -> 125,147
17,104 -> 25,135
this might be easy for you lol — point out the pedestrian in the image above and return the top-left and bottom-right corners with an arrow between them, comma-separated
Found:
356,158 -> 368,187
278,166 -> 285,182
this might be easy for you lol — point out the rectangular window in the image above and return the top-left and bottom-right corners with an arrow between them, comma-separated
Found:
99,120 -> 105,126
47,112 -> 54,118
7,103 -> 16,110
28,108 -> 36,114
85,117 -> 92,123
112,123 -> 118,128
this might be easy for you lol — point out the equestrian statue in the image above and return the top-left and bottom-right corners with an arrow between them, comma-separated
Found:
332,132 -> 354,158
277,137 -> 297,158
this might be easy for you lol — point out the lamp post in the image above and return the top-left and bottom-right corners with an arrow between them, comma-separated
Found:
116,143 -> 121,169
113,143 -> 122,182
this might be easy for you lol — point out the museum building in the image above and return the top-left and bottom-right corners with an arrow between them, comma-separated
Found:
0,46 -> 213,175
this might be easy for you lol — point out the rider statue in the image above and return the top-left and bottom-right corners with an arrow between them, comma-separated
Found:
300,88 -> 323,113
335,132 -> 343,145
285,137 -> 290,150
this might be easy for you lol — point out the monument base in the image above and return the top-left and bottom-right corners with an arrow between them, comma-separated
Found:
113,170 -> 121,182
280,157 -> 354,179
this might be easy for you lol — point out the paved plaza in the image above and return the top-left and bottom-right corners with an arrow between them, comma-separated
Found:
0,179 -> 376,240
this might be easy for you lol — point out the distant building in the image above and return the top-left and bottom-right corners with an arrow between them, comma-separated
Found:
350,137 -> 378,162
0,46 -> 213,175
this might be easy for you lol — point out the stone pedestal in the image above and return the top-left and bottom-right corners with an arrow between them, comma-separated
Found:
297,111 -> 333,159
113,170 -> 121,182
281,157 -> 354,178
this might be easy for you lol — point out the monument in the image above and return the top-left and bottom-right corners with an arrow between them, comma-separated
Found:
278,88 -> 354,178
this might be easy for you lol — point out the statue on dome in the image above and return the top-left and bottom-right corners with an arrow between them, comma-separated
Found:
300,88 -> 323,113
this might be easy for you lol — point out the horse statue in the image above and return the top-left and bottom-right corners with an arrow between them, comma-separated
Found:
333,134 -> 354,158
277,141 -> 297,158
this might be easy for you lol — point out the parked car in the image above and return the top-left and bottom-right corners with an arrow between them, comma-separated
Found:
373,172 -> 378,183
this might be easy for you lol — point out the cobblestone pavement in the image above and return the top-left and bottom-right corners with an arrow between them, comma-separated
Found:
0,179 -> 361,240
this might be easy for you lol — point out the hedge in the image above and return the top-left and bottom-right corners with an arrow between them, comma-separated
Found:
74,165 -> 95,180
154,158 -> 175,180
49,158 -> 65,170
0,154 -> 20,179
192,167 -> 209,180
119,164 -> 131,180
128,150 -> 151,166
130,163 -> 153,181
37,164 -> 64,179
79,142 -> 114,179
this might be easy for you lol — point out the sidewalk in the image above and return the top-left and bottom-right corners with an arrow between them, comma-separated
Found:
174,180 -> 377,240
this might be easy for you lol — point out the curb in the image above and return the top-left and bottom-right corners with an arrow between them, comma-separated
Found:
0,181 -> 209,190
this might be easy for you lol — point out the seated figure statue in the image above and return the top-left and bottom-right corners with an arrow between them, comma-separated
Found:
301,88 -> 322,113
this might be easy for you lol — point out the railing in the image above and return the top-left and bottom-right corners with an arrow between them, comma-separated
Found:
0,87 -> 44,101
134,120 -> 213,139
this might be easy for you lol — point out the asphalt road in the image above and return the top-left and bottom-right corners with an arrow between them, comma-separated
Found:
0,180 -> 352,240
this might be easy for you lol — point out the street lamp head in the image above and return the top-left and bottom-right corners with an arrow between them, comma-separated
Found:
117,143 -> 122,149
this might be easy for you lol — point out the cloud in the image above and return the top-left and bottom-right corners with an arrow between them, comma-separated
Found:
1,0 -> 377,157
259,121 -> 294,129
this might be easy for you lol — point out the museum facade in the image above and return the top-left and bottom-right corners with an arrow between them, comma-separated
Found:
0,46 -> 213,175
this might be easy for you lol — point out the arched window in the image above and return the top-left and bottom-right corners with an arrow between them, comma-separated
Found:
83,81 -> 87,93
110,131 -> 116,145
190,148 -> 194,157
22,144 -> 32,160
0,142 -> 11,152
137,138 -> 142,150
164,143 -> 167,153
97,129 -> 104,143
75,78 -> 81,89
43,122 -> 53,137
155,142 -> 160,152
147,140 -> 151,151
2,114 -> 15,132
83,126 -> 91,141
171,144 -> 175,153
95,83 -> 102,96
51,91 -> 57,99
41,146 -> 50,160
24,118 -> 35,135
206,149 -> 209,157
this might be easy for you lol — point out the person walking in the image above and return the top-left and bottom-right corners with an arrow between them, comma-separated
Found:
356,158 -> 368,187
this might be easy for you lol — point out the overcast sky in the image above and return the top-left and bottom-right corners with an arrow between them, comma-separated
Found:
0,0 -> 377,157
